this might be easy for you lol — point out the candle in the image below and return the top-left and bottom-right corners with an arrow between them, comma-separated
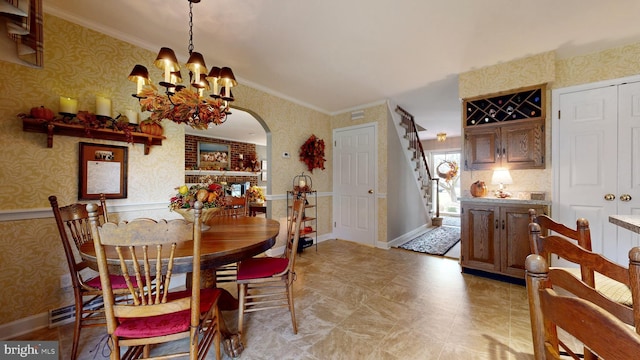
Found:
299,179 -> 306,188
124,109 -> 138,124
96,96 -> 112,117
59,96 -> 78,114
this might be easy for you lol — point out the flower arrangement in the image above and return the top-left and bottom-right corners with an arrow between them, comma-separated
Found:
247,186 -> 265,203
169,175 -> 224,211
138,85 -> 227,130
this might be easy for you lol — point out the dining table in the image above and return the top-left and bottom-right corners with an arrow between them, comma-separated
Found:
79,215 -> 280,358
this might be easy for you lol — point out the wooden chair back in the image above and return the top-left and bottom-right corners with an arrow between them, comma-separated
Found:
88,201 -> 218,359
529,209 -> 594,285
527,223 -> 640,359
215,195 -> 248,217
526,249 -> 640,360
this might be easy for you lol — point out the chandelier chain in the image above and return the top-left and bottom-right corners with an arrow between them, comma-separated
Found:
188,1 -> 194,55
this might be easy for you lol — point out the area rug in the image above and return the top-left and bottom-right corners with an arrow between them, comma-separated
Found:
398,226 -> 461,256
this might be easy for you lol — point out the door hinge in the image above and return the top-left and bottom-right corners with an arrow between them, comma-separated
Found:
557,110 -> 561,119
334,221 -> 336,227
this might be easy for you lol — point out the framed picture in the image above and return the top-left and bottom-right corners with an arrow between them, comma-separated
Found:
198,142 -> 230,170
79,142 -> 128,200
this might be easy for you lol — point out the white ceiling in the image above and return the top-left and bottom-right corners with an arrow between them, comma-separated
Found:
44,0 -> 640,141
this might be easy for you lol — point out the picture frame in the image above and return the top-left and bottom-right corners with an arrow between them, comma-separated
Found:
79,142 -> 128,200
197,142 -> 230,170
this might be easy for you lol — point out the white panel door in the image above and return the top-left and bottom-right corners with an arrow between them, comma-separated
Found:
616,82 -> 640,260
333,124 -> 376,246
557,86 -> 618,259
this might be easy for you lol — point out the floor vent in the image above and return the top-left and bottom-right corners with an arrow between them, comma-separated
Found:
48,297 -> 104,328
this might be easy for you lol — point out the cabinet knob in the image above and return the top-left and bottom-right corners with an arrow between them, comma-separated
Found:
620,194 -> 632,202
368,189 -> 374,194
604,193 -> 616,201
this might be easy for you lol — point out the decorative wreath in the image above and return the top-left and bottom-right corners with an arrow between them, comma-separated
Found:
436,160 -> 459,183
299,134 -> 326,172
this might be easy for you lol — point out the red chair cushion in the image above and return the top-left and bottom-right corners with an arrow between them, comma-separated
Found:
114,288 -> 221,339
115,309 -> 191,338
86,275 -> 139,290
237,257 -> 288,280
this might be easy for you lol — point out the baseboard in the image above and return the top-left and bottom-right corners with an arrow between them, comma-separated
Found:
0,312 -> 49,340
386,224 -> 432,248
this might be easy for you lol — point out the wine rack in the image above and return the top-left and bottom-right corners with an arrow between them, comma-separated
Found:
464,84 -> 545,127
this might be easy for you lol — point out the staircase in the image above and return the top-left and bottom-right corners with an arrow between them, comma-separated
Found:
393,106 -> 441,224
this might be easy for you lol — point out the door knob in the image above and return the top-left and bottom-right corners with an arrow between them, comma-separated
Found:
368,189 -> 374,194
620,194 -> 632,202
604,194 -> 616,201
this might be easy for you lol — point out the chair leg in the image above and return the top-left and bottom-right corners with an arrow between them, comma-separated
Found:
237,283 -> 247,339
71,294 -> 83,360
287,281 -> 297,334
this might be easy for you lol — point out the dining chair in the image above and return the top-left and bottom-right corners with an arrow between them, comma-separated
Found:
236,198 -> 305,341
213,194 -> 249,284
527,222 -> 639,360
526,250 -> 640,360
87,201 -> 222,360
49,194 -> 133,360
529,209 -> 632,307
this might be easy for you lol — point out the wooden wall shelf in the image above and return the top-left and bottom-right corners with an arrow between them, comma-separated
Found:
22,118 -> 165,155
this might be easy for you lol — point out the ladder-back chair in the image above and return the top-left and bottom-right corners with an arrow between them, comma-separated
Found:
527,223 -> 640,360
88,201 -> 221,360
49,194 -> 132,360
236,198 -> 305,342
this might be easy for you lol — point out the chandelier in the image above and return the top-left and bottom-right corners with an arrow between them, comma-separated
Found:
127,0 -> 236,130
436,132 -> 447,142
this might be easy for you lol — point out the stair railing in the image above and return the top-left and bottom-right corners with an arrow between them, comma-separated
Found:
395,106 -> 440,219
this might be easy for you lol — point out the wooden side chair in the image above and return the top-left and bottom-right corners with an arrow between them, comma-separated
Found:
49,194 -> 133,360
527,223 -> 639,360
236,198 -> 305,341
213,194 -> 250,284
88,201 -> 221,360
526,252 -> 640,360
529,209 -> 632,307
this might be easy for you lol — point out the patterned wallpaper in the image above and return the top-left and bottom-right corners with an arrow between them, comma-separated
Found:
0,14 -> 338,326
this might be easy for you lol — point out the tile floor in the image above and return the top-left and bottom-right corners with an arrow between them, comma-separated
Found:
12,239 -> 535,359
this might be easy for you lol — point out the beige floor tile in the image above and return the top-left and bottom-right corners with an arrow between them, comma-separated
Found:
10,239 -> 536,359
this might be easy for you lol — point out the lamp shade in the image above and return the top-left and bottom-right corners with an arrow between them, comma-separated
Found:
491,169 -> 513,185
153,47 -> 180,71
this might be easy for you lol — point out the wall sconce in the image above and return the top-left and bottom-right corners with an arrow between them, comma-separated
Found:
491,168 -> 513,198
436,132 -> 446,142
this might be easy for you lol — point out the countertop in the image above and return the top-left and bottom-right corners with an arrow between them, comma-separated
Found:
609,215 -> 640,234
460,196 -> 551,206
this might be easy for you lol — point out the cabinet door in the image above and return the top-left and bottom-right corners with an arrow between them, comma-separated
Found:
500,120 -> 545,170
461,204 -> 500,273
500,205 -> 544,278
464,127 -> 500,170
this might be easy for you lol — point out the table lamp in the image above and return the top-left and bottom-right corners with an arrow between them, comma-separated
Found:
491,168 -> 513,198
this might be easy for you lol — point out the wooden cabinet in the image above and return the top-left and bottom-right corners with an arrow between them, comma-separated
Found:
461,200 -> 548,279
464,119 -> 545,170
463,84 -> 546,170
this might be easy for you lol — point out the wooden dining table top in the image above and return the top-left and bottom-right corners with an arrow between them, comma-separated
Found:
80,216 -> 280,274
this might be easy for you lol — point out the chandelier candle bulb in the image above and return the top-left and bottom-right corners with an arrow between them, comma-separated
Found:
299,179 -> 306,188
96,96 -> 112,117
59,96 -> 78,114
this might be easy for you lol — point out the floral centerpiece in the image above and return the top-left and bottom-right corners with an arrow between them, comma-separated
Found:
170,175 -> 224,224
246,186 -> 265,204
